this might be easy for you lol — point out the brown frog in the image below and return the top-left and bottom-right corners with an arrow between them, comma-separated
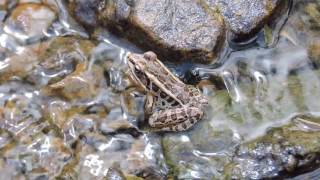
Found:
126,51 -> 208,131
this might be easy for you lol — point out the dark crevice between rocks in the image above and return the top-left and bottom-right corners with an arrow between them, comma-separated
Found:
100,127 -> 143,138
276,153 -> 320,179
135,167 -> 167,180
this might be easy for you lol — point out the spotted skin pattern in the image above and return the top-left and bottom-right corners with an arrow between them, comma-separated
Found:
127,51 -> 208,132
148,107 -> 203,132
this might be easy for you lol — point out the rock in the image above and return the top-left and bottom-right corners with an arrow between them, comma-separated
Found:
69,0 -> 288,63
3,3 -> 56,43
68,0 -> 102,27
71,0 -> 225,63
281,1 -> 320,45
0,40 -> 49,83
27,36 -> 95,87
99,107 -> 141,137
0,0 -> 6,22
224,114 -> 320,179
0,130 -> 72,179
42,63 -> 104,100
291,168 -> 320,180
70,133 -> 167,179
0,35 -> 90,84
0,81 -> 43,135
162,118 -> 237,179
207,0 -> 282,38
280,1 -> 320,68
104,164 -> 127,180
308,39 -> 320,67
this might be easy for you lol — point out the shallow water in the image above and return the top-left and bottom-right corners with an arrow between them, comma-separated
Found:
0,0 -> 319,179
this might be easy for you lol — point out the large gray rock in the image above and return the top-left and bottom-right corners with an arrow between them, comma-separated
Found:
69,0 -> 286,63
207,0 -> 282,39
72,0 -> 226,63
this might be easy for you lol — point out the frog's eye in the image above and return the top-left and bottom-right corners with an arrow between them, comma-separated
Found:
134,68 -> 143,76
143,51 -> 157,61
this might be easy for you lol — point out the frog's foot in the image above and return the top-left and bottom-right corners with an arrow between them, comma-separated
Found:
148,107 -> 203,132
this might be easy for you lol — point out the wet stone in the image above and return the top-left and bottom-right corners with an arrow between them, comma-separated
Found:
224,114 -> 320,179
69,0 -> 286,63
207,0 -> 282,39
72,0 -> 225,63
28,36 -> 95,86
73,133 -> 167,179
0,129 -> 72,179
0,41 -> 50,83
68,0 -> 102,27
3,3 -> 56,43
162,120 -> 237,179
0,81 -> 42,135
42,64 -> 105,101
309,39 -> 320,67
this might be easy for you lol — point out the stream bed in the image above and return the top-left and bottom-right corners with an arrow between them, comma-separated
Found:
0,0 -> 320,179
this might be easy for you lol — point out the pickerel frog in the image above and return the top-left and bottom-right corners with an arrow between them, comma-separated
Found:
127,51 -> 208,132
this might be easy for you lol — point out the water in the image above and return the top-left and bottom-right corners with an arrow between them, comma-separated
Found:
0,0 -> 319,179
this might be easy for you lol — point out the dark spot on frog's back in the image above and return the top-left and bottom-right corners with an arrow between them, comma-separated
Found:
172,101 -> 179,106
171,113 -> 177,120
160,92 -> 166,98
182,122 -> 187,129
158,115 -> 166,123
167,97 -> 174,103
145,77 -> 150,87
195,113 -> 201,119
190,118 -> 195,124
151,83 -> 159,92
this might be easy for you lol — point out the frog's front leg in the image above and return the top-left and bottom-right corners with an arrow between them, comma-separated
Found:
144,93 -> 154,115
148,106 -> 204,132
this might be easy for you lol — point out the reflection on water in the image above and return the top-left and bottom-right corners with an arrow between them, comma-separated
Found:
0,0 -> 319,179
198,41 -> 320,140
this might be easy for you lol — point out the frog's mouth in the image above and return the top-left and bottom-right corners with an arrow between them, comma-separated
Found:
126,54 -> 147,87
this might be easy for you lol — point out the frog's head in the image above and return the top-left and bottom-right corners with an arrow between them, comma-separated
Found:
127,51 -> 157,88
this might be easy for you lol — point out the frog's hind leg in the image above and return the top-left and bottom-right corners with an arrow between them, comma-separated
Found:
148,107 -> 203,132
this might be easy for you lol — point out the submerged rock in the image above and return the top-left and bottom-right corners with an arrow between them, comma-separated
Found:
282,1 -> 320,67
42,63 -> 104,100
27,36 -> 95,87
224,114 -> 320,179
0,41 -> 50,83
67,133 -> 167,180
3,3 -> 56,43
0,130 -> 73,179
